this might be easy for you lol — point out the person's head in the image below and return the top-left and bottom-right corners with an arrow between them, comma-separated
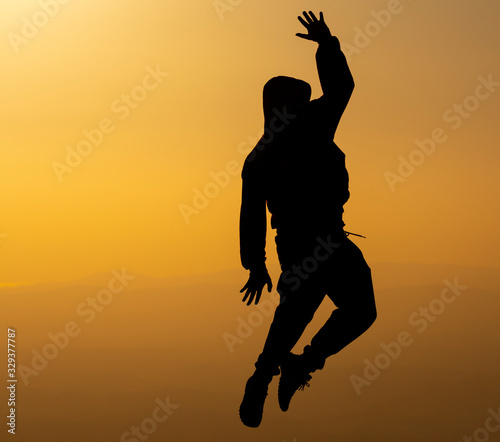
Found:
262,76 -> 311,126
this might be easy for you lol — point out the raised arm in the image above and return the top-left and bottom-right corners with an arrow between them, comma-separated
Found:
297,11 -> 355,134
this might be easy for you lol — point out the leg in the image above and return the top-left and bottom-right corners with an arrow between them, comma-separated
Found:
304,237 -> 377,371
240,266 -> 325,426
254,267 -> 326,375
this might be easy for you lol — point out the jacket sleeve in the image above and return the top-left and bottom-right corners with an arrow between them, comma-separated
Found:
312,35 -> 355,139
239,163 -> 268,272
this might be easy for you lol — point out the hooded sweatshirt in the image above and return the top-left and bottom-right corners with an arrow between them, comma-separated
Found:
240,35 -> 355,272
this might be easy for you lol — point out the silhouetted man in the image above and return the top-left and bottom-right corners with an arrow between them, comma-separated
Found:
238,11 -> 377,427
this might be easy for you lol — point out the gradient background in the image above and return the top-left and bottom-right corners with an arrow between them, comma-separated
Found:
1,0 -> 499,441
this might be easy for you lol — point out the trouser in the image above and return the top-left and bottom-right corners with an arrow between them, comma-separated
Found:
254,233 -> 377,375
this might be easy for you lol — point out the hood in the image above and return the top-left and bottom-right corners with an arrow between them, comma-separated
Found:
262,76 -> 311,127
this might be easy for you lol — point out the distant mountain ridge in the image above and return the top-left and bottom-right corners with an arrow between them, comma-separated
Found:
1,261 -> 498,294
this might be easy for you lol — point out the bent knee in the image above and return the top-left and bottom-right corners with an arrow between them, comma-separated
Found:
352,303 -> 376,331
363,305 -> 377,328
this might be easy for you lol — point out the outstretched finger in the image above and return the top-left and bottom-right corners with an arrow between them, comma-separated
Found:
246,291 -> 256,306
296,33 -> 313,40
319,11 -> 324,22
239,283 -> 248,293
309,11 -> 318,22
242,288 -> 251,303
254,290 -> 262,305
297,15 -> 308,28
302,11 -> 313,24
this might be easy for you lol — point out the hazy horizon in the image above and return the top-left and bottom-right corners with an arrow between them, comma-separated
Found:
2,262 -> 499,441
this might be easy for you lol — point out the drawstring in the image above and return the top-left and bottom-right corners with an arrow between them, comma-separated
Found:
344,230 -> 366,239
298,380 -> 310,391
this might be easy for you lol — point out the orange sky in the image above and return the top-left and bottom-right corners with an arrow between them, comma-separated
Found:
1,0 -> 499,284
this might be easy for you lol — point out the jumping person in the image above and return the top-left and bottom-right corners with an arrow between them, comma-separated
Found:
237,11 -> 377,428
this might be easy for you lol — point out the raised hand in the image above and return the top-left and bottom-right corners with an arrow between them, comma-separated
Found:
296,11 -> 332,43
240,269 -> 273,306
